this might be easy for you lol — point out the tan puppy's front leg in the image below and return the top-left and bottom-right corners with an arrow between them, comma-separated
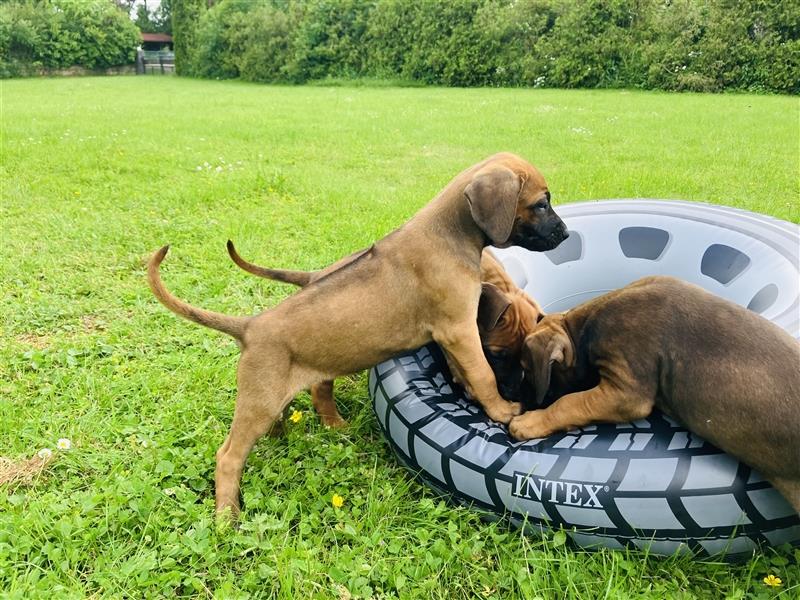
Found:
508,381 -> 653,440
311,380 -> 347,428
435,322 -> 521,424
441,349 -> 466,386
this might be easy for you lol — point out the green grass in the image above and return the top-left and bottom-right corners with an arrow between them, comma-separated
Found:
1,76 -> 798,598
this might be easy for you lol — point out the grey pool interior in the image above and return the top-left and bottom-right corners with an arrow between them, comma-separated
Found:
492,199 -> 800,335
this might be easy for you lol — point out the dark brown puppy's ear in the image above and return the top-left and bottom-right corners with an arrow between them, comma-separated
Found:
465,165 -> 521,245
524,329 -> 575,406
525,334 -> 553,407
478,283 -> 512,331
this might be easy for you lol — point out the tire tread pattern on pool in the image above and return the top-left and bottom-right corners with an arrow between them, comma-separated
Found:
371,344 -> 800,557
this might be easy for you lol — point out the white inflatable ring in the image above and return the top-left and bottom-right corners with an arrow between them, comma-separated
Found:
369,199 -> 800,557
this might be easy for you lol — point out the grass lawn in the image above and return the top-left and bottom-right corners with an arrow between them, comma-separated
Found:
1,76 -> 798,598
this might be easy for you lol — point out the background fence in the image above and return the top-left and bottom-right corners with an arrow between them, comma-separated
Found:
136,50 -> 175,75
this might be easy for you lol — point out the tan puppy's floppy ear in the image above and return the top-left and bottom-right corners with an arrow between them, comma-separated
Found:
477,283 -> 512,331
524,326 -> 575,406
465,165 -> 521,245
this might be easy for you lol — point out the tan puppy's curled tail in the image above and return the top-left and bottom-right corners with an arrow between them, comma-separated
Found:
226,240 -> 313,287
148,245 -> 249,341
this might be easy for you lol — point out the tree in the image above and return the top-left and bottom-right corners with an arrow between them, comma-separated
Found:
114,0 -> 137,14
134,0 -> 172,34
153,0 -> 172,34
172,0 -> 205,73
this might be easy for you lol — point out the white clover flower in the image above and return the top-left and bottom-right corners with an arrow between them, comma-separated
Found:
57,438 -> 72,450
37,448 -> 53,459
163,487 -> 175,496
215,166 -> 223,172
196,166 -> 202,171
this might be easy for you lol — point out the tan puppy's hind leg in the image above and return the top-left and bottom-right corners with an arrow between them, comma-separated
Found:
435,321 -> 521,424
311,380 -> 347,428
509,381 -> 653,440
215,352 -> 298,520
215,404 -> 284,521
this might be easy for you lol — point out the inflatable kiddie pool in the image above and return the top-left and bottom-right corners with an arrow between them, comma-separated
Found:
369,199 -> 800,558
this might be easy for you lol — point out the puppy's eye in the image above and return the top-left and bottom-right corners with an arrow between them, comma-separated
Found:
531,199 -> 548,212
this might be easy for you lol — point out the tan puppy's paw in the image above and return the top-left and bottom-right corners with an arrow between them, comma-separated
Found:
214,504 -> 240,529
321,415 -> 348,429
508,411 -> 551,440
486,401 -> 522,425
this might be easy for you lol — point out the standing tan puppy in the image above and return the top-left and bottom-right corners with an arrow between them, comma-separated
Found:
148,153 -> 568,518
509,275 -> 800,511
225,243 -> 544,426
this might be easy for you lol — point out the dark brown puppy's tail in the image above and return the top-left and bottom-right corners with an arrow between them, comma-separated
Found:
226,240 -> 313,287
148,246 -> 248,340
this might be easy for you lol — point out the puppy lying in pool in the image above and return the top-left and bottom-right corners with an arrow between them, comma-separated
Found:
509,275 -> 800,512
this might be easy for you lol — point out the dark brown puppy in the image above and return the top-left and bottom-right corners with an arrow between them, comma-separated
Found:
148,153 -> 568,518
509,275 -> 800,511
226,243 -> 545,426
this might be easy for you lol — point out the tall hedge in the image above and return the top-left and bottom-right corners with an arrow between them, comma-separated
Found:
180,0 -> 796,93
0,0 -> 140,78
172,0 -> 206,75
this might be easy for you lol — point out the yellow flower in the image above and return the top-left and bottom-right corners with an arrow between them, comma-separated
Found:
289,410 -> 303,423
763,574 -> 782,587
332,493 -> 344,508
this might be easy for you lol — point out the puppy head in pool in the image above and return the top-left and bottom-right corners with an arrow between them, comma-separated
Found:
478,283 -> 545,402
519,313 -> 578,408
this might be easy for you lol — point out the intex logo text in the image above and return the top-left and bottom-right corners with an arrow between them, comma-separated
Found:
511,472 -> 611,508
